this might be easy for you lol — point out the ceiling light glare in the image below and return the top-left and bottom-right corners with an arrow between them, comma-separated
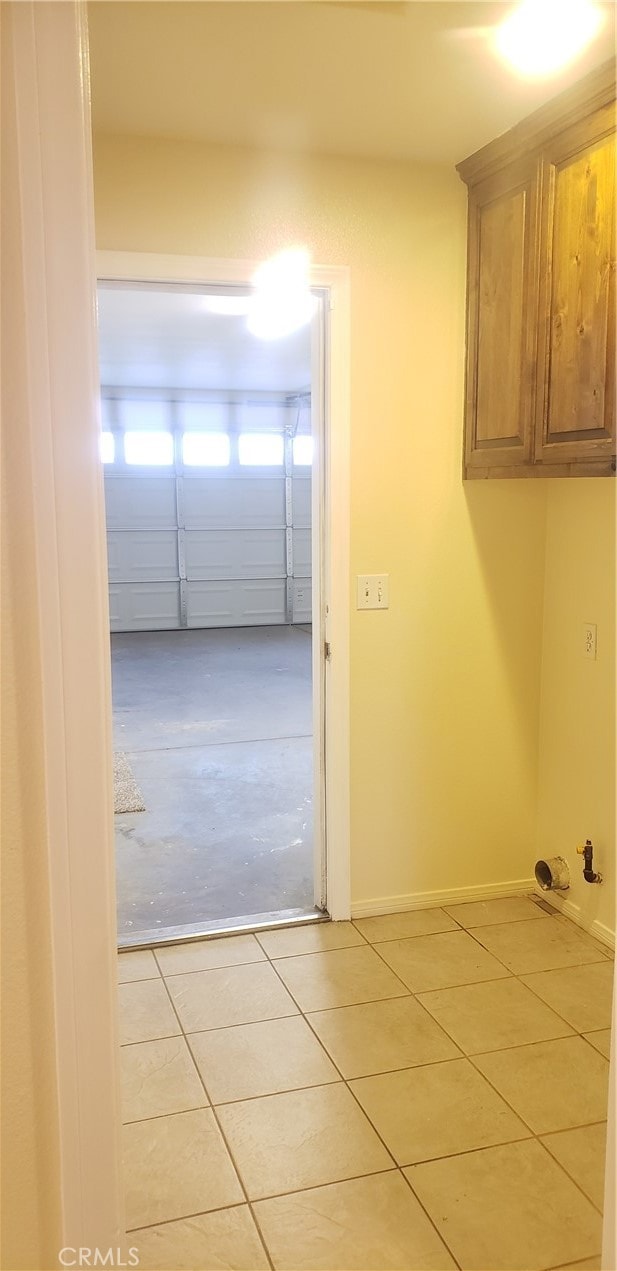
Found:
495,0 -> 603,77
248,247 -> 317,340
203,294 -> 252,316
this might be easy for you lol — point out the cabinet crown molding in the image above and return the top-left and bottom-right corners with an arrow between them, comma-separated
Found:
457,57 -> 616,187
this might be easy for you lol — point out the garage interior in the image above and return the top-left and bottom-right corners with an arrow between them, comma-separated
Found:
98,282 -> 317,943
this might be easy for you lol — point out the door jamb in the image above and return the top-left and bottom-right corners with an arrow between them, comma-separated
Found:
96,251 -> 351,922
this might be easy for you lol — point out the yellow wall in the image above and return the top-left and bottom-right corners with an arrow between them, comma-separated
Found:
1,12 -> 62,1263
536,481 -> 616,940
93,132 -> 551,908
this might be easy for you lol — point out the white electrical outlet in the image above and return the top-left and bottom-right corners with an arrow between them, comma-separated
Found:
357,574 -> 389,610
583,622 -> 597,660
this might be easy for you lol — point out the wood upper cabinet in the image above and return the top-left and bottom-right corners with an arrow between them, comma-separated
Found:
458,62 -> 616,480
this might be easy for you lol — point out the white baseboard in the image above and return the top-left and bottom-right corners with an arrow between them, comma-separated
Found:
533,887 -> 615,952
351,878 -> 536,919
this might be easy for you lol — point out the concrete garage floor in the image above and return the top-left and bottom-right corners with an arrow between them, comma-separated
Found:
112,626 -> 314,942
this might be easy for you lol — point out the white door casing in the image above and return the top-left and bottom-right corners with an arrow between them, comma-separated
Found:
4,0 -> 124,1255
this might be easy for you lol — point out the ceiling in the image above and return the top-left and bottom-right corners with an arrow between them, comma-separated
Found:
97,284 -> 312,391
88,1 -> 616,165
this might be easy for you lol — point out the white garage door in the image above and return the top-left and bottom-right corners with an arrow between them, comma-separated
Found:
103,394 -> 312,632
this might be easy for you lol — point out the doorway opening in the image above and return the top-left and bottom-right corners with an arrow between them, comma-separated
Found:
97,278 -> 328,947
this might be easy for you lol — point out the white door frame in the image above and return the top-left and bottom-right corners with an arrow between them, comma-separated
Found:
4,1 -> 124,1256
97,251 -> 351,923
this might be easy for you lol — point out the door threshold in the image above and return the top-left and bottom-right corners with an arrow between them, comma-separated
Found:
117,905 -> 329,951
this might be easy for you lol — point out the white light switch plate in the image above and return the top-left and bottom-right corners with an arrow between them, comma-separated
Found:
357,574 -> 389,610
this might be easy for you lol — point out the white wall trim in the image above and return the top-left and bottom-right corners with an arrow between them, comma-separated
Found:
7,1 -> 124,1254
96,250 -> 352,921
352,878 -> 537,918
533,887 -> 616,952
320,271 -> 351,920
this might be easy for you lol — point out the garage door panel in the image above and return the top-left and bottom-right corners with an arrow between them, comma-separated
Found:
187,580 -> 286,627
107,531 -> 179,583
185,530 -> 286,581
292,529 -> 311,578
291,478 -> 311,529
109,582 -> 181,632
183,478 -> 285,529
105,478 -> 177,530
292,579 -> 312,624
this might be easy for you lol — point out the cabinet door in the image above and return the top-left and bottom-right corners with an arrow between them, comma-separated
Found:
464,160 -> 540,476
535,107 -> 616,469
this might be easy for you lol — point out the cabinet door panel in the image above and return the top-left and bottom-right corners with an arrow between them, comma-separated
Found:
536,114 -> 616,465
476,191 -> 526,442
464,162 -> 539,473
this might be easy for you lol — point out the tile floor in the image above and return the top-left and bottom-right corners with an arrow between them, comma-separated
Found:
117,896 -> 614,1270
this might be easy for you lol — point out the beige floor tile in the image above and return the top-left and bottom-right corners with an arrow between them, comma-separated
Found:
121,1037 -> 207,1123
352,909 -> 458,943
253,1170 -> 456,1270
217,1082 -> 392,1200
376,929 -> 510,992
552,913 -> 613,959
123,1108 -> 243,1229
188,1015 -> 339,1103
118,979 -> 180,1046
418,977 -> 574,1054
521,962 -> 614,1033
272,945 -> 408,1013
583,1029 -> 612,1059
443,896 -> 547,928
131,1206 -> 270,1270
156,933 -> 266,976
541,1124 -> 607,1210
307,996 -> 460,1079
166,961 -> 298,1032
406,1139 -> 602,1271
351,1058 -> 529,1164
117,949 -> 160,983
257,921 -> 365,958
473,918 -> 607,975
474,1036 -> 609,1134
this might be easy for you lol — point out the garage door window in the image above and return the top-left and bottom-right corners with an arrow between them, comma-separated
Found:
100,431 -> 115,464
293,436 -> 313,466
238,433 -> 284,466
124,431 -> 174,466
182,432 -> 230,467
